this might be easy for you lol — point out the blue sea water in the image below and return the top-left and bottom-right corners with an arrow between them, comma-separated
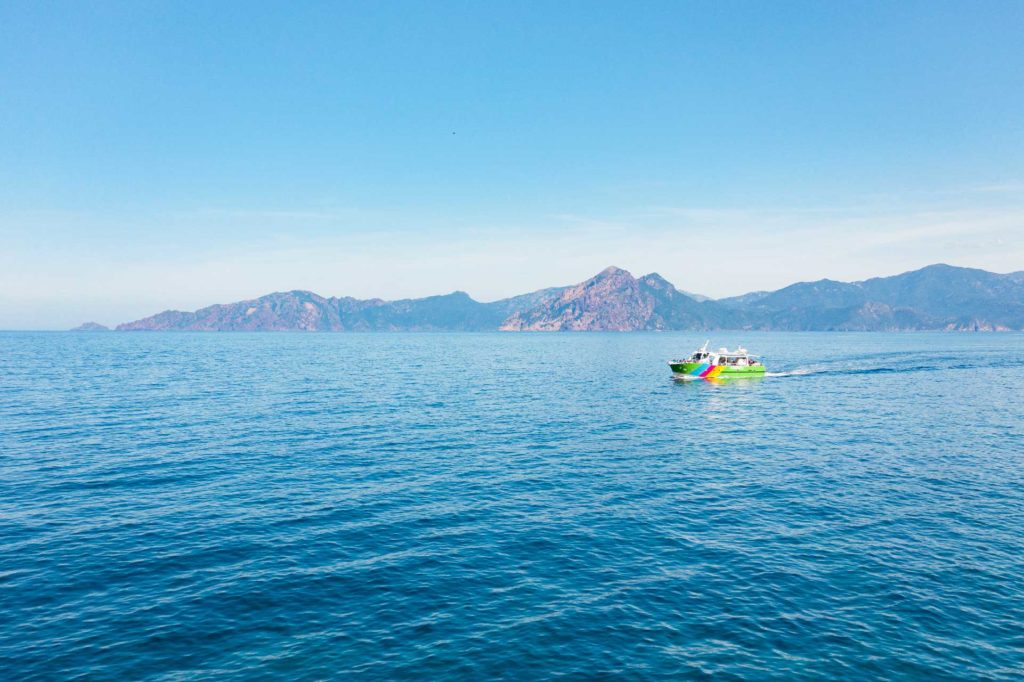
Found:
2,331 -> 1024,680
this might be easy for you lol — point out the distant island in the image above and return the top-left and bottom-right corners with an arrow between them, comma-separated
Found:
82,264 -> 1024,332
70,322 -> 111,332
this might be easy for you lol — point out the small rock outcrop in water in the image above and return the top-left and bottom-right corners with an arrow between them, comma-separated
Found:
70,322 -> 111,332
114,263 -> 1024,332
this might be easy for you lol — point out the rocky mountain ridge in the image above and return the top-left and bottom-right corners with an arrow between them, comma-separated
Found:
99,264 -> 1024,332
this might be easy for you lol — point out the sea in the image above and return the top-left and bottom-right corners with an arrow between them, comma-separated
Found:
2,331 -> 1023,680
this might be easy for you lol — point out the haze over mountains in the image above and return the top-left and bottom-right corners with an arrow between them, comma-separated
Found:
90,264 -> 1024,332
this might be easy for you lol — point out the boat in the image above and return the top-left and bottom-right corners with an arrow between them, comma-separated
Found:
669,340 -> 765,379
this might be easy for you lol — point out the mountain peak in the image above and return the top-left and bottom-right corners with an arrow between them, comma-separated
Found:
438,290 -> 474,301
596,265 -> 632,278
862,263 -> 981,284
641,273 -> 711,302
639,272 -> 675,293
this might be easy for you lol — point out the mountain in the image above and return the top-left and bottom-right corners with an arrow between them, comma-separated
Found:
500,267 -> 654,331
739,264 -> 1024,331
113,264 -> 1024,332
859,264 -> 1024,330
637,273 -> 747,330
497,267 -> 735,331
117,290 -> 506,332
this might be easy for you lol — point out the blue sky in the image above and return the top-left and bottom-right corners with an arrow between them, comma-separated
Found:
2,1 -> 1023,328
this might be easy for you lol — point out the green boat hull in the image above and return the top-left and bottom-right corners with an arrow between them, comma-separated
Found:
670,362 -> 766,379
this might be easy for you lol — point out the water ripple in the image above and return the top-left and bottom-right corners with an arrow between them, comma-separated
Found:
2,331 -> 1023,680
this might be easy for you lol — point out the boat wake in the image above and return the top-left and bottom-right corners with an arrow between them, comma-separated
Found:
766,356 -> 998,379
765,369 -> 815,377
769,365 -> 944,379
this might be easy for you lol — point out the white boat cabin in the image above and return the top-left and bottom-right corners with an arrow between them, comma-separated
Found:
684,341 -> 762,367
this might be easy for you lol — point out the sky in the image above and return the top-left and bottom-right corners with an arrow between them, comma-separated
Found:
2,1 -> 1023,329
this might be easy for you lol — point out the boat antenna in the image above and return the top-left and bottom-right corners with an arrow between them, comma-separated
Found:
701,339 -> 709,352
